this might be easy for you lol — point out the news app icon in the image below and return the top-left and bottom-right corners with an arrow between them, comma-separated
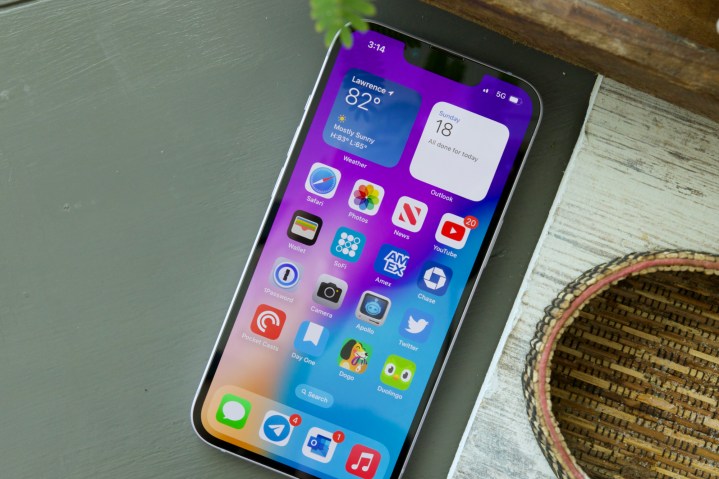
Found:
435,213 -> 469,249
346,444 -> 381,478
392,196 -> 428,233
250,304 -> 287,340
302,427 -> 338,463
288,210 -> 322,246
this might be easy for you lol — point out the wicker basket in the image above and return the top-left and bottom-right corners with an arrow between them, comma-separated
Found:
523,250 -> 719,479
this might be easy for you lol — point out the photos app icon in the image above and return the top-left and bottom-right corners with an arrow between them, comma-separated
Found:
348,180 -> 384,216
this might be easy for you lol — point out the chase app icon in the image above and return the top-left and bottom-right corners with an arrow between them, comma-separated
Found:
417,261 -> 452,296
259,410 -> 294,446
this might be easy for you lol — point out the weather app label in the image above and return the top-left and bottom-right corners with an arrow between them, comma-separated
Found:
323,69 -> 421,167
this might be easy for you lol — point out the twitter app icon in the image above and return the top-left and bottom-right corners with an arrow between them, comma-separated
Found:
399,308 -> 433,342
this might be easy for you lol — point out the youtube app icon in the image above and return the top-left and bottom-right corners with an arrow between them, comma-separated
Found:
435,213 -> 469,249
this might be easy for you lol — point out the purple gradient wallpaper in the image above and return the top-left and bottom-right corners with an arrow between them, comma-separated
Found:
198,27 -> 535,479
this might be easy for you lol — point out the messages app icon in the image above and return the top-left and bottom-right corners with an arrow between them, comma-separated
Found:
294,321 -> 329,356
216,394 -> 252,429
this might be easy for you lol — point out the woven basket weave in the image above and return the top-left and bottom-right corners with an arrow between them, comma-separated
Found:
523,250 -> 719,479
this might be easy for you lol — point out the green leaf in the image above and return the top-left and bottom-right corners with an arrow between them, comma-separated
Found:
309,0 -> 376,48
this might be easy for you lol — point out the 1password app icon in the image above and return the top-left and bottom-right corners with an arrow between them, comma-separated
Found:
259,410 -> 294,446
216,394 -> 251,429
294,321 -> 329,356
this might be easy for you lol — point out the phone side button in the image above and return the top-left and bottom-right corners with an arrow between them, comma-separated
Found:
271,167 -> 285,199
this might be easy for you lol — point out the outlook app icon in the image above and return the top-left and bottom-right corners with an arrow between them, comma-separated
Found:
294,321 -> 329,356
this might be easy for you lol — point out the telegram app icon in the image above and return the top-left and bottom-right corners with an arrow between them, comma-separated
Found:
260,411 -> 294,446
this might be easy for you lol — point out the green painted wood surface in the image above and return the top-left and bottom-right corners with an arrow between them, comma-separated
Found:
0,0 -> 595,477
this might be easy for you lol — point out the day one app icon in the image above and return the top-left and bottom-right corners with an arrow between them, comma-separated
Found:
259,410 -> 294,446
380,355 -> 416,391
392,196 -> 428,233
271,258 -> 301,290
399,308 -> 433,342
313,274 -> 348,309
346,444 -> 381,479
288,210 -> 322,246
250,304 -> 287,340
331,227 -> 366,262
436,212 -> 469,249
338,338 -> 372,374
417,261 -> 453,296
305,162 -> 341,198
348,179 -> 384,216
355,291 -> 391,326
294,321 -> 329,356
302,427 -> 338,463
374,244 -> 410,279
216,394 -> 251,429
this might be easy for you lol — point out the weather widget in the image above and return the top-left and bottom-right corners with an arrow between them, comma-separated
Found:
323,69 -> 421,167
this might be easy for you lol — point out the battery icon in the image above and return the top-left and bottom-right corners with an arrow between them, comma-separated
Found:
508,95 -> 521,105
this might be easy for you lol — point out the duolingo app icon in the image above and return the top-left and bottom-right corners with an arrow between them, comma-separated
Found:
216,394 -> 252,429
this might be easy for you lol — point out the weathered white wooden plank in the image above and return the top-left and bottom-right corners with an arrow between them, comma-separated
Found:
451,78 -> 719,478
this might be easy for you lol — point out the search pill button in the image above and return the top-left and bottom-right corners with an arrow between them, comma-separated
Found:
295,384 -> 334,408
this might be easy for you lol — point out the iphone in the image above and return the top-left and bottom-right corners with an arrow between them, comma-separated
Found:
192,22 -> 541,479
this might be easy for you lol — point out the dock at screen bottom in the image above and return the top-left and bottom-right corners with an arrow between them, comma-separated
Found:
204,385 -> 390,479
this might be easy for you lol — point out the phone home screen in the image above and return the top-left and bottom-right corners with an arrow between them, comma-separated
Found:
194,25 -> 538,479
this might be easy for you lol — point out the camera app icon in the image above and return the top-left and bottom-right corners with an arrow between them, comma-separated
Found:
312,274 -> 348,310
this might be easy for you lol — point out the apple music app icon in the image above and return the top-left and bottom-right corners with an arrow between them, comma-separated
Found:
435,213 -> 469,249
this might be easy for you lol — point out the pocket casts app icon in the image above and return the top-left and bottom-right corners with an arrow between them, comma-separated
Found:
250,304 -> 286,340
436,213 -> 469,249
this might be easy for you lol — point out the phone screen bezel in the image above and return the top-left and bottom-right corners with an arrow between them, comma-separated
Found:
192,21 -> 542,479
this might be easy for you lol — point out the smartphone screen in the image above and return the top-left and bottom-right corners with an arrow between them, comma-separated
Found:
193,23 -> 540,479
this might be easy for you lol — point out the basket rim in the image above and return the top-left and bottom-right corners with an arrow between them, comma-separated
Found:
525,250 -> 719,479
